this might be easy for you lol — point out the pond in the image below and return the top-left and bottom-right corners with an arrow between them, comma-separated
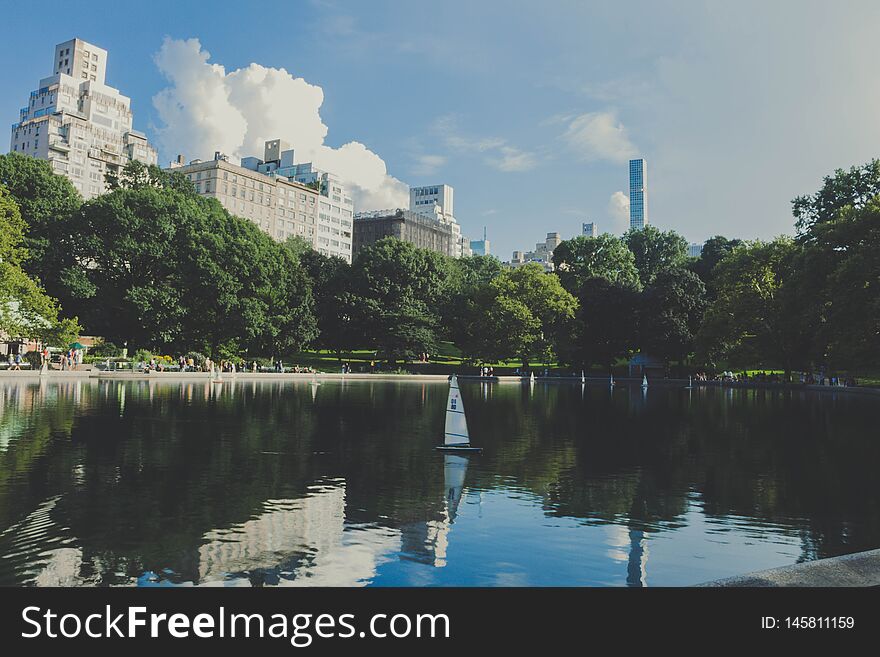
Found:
0,377 -> 877,586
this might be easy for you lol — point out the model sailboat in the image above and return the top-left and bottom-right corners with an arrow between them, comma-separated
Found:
436,374 -> 482,453
641,374 -> 648,388
581,370 -> 586,384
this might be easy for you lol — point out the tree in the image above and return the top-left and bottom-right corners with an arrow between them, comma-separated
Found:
792,159 -> 880,234
0,152 -> 82,295
52,183 -> 315,355
452,264 -> 577,367
349,238 -> 453,362
105,160 -> 196,196
805,199 -> 880,371
697,238 -> 815,380
688,235 -> 743,290
623,225 -> 689,287
560,277 -> 640,370
300,250 -> 360,360
551,234 -> 640,293
638,269 -> 707,365
0,185 -> 80,345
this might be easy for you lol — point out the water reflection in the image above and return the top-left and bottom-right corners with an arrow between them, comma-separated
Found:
0,378 -> 878,586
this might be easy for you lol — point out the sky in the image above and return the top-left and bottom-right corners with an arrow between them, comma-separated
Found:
2,0 -> 880,259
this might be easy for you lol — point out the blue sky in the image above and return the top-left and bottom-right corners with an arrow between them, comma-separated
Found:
3,0 -> 880,258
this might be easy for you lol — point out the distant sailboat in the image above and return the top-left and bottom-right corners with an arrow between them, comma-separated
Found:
641,374 -> 648,389
684,375 -> 693,390
436,374 -> 482,453
529,371 -> 535,385
211,364 -> 223,384
581,370 -> 586,384
610,373 -> 615,387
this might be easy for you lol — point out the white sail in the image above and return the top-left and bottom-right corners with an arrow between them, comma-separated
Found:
444,375 -> 470,446
581,370 -> 585,384
444,454 -> 469,521
642,374 -> 648,387
529,371 -> 535,384
610,373 -> 615,386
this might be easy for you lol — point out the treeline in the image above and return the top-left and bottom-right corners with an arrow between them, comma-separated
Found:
1,153 -> 877,377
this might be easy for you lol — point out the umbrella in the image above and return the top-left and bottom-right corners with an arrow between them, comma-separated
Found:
69,342 -> 86,350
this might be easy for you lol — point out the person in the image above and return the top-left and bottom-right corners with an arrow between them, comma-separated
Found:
11,353 -> 22,371
41,346 -> 50,366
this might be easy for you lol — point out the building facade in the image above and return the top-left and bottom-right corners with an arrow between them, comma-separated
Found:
352,209 -> 456,258
582,222 -> 598,238
507,232 -> 562,271
170,140 -> 353,262
470,228 -> 490,256
688,243 -> 703,258
10,38 -> 157,199
629,158 -> 648,230
409,184 -> 468,257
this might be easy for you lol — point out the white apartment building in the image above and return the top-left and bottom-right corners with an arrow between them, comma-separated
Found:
508,232 -> 562,272
409,184 -> 470,257
10,38 -> 158,199
170,140 -> 353,262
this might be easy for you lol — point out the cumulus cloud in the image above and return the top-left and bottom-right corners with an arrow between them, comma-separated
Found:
562,111 -> 638,163
152,37 -> 408,210
608,191 -> 630,233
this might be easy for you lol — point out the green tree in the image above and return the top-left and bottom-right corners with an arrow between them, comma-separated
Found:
551,234 -> 640,293
688,235 -> 743,291
0,185 -> 80,345
452,264 -> 577,367
0,152 -> 82,295
349,238 -> 453,363
54,183 -> 315,355
300,250 -> 360,360
805,200 -> 880,371
697,237 -> 815,380
560,277 -> 640,370
638,269 -> 707,365
792,159 -> 880,234
624,225 -> 689,287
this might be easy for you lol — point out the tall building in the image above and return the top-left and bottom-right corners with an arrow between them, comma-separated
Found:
10,38 -> 157,199
582,222 -> 598,238
688,243 -> 703,258
629,158 -> 648,230
409,184 -> 468,257
169,139 -> 353,262
352,209 -> 457,257
470,228 -> 490,256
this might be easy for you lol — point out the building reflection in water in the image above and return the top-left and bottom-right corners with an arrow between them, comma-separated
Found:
195,479 -> 400,587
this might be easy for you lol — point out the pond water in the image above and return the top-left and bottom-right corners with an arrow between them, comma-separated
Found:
0,377 -> 877,587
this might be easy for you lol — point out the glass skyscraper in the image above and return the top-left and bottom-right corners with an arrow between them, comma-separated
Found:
629,158 -> 648,230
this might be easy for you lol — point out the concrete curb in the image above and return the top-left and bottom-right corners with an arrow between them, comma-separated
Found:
697,548 -> 880,587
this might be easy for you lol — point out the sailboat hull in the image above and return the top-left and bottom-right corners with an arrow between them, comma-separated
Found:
435,446 -> 482,453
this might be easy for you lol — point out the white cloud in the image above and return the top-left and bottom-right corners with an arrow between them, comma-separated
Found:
608,191 -> 630,233
412,154 -> 447,176
152,37 -> 408,211
486,146 -> 536,172
562,111 -> 638,163
430,114 -> 535,171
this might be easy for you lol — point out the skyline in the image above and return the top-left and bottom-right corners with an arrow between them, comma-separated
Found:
3,1 -> 880,258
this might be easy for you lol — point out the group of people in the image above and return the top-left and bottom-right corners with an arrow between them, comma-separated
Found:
479,366 -> 496,377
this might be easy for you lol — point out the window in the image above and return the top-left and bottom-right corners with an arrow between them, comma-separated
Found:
92,53 -> 98,61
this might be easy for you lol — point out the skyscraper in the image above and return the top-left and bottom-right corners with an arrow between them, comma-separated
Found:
629,158 -> 648,230
582,222 -> 598,238
10,38 -> 158,199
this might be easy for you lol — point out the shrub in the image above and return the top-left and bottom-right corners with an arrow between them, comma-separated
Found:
90,340 -> 123,357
